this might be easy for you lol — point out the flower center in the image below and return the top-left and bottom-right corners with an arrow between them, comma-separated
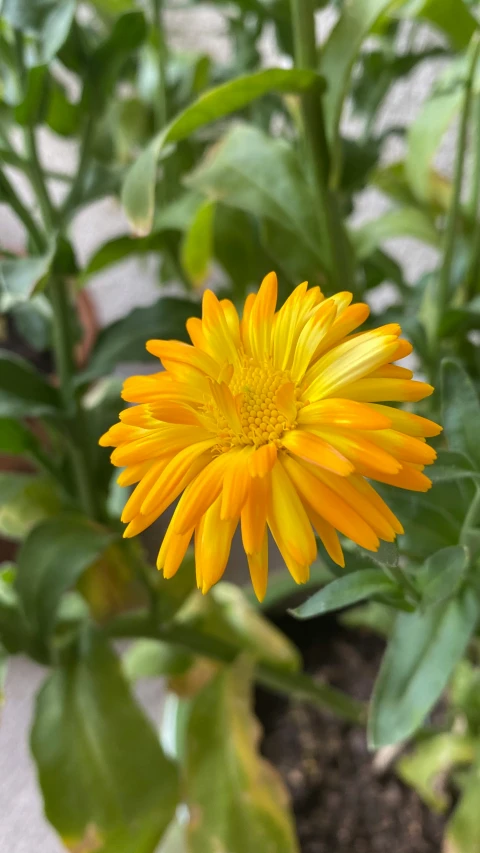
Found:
208,360 -> 302,452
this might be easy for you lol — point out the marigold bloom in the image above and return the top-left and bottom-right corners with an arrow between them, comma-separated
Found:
100,273 -> 440,600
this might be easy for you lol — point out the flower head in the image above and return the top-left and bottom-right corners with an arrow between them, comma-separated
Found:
100,273 -> 440,600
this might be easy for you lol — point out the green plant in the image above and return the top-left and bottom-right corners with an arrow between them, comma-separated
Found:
2,0 -> 480,851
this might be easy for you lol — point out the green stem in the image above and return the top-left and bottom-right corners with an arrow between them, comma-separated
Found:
24,125 -> 56,232
289,0 -> 354,293
48,277 -> 97,518
152,0 -> 168,133
0,169 -> 46,252
431,34 -> 480,349
107,609 -> 366,724
461,485 -> 480,544
466,95 -> 480,298
60,118 -> 94,220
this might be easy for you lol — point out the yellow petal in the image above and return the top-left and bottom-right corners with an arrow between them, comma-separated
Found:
307,465 -> 397,542
304,504 -> 345,567
281,429 -> 353,476
195,495 -> 237,593
275,381 -> 297,421
313,302 -> 369,360
249,271 -> 278,360
304,335 -> 400,401
282,454 -> 379,552
313,426 -> 402,475
339,378 -> 434,403
208,379 -> 243,433
121,457 -> 171,523
117,461 -> 153,487
369,404 -> 441,438
202,289 -> 240,365
157,505 -> 193,579
248,443 -> 277,477
370,364 -> 413,380
221,447 -> 252,520
140,439 -> 216,516
241,474 -> 270,554
269,459 -> 317,567
173,452 -> 231,534
298,398 -> 391,430
247,531 -> 269,602
356,428 -> 437,466
348,475 -> 404,535
146,339 -> 220,379
290,299 -> 337,381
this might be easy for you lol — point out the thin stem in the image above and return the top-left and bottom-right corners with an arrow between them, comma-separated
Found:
107,609 -> 366,724
289,0 -> 354,293
48,277 -> 97,518
466,95 -> 480,298
60,118 -> 95,220
431,34 -> 480,349
13,30 -> 56,232
461,485 -> 480,545
0,169 -> 46,252
152,0 -> 168,133
24,125 -> 56,232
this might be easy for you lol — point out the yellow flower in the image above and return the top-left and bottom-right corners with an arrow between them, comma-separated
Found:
100,273 -> 440,601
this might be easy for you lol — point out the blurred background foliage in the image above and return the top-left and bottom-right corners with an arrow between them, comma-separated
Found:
2,0 -> 480,851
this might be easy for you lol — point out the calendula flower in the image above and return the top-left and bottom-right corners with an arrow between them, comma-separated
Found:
100,273 -> 440,601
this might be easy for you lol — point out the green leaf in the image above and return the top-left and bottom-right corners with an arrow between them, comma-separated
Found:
14,65 -> 50,125
406,0 -> 477,50
90,0 -> 135,14
368,589 -> 478,747
445,769 -> 480,853
186,124 -> 326,268
184,657 -> 299,853
320,0 -> 400,180
339,601 -> 394,637
406,60 -> 466,202
46,79 -> 81,137
397,733 -> 475,812
351,206 -> 440,259
430,449 -> 480,483
0,642 -> 7,705
0,249 -> 55,309
82,11 -> 148,114
0,418 -> 37,455
31,630 -> 179,852
121,68 -> 319,235
0,350 -> 59,417
211,583 -> 301,672
82,232 -> 170,280
81,297 -> 201,381
0,565 -> 29,654
2,0 -> 76,64
16,515 -> 113,645
123,639 -> 192,680
419,545 -> 470,606
0,473 -> 61,541
291,569 -> 397,620
442,358 -> 480,470
180,199 -> 215,287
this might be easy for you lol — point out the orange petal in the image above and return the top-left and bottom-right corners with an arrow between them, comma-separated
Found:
281,429 -> 353,476
298,398 -> 391,430
282,454 -> 379,552
249,443 -> 277,477
247,530 -> 269,602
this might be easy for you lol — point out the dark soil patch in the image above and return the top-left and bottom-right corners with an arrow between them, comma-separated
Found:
256,612 -> 445,853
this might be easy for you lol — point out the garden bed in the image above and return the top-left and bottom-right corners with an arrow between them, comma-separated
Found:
256,613 -> 445,853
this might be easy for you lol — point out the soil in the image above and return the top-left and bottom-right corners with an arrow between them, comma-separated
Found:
256,611 -> 445,853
